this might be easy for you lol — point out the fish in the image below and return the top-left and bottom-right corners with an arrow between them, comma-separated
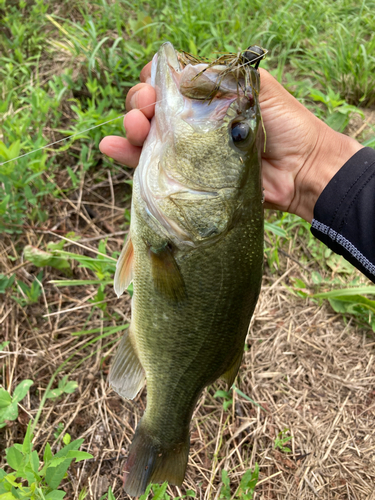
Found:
109,42 -> 264,496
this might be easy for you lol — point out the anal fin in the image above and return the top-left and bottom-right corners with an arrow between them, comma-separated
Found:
114,235 -> 134,298
109,328 -> 145,400
221,347 -> 243,388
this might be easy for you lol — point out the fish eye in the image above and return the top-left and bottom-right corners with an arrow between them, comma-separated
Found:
231,122 -> 250,142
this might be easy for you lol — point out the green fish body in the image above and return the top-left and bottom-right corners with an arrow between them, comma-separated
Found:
110,42 -> 264,496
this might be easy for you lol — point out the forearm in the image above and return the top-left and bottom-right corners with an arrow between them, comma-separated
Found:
292,123 -> 363,223
309,146 -> 375,283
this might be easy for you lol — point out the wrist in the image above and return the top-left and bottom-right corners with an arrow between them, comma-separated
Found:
291,124 -> 363,223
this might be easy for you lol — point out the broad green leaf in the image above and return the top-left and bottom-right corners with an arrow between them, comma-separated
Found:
43,443 -> 53,464
325,111 -> 348,132
12,380 -> 33,404
214,390 -> 231,399
0,390 -> 12,409
24,246 -> 70,273
46,240 -> 66,252
328,294 -> 375,313
0,275 -> 15,294
220,470 -> 231,499
24,472 -> 36,487
47,458 -> 70,468
45,459 -> 72,489
5,448 -> 24,471
65,451 -> 93,462
45,490 -> 66,499
2,475 -> 18,487
238,463 -> 259,499
62,381 -> 78,394
0,402 -> 18,422
30,451 -> 39,473
53,439 -> 84,459
0,492 -> 18,499
45,388 -> 63,399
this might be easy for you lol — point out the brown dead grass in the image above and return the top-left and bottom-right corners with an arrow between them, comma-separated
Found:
1,160 -> 375,500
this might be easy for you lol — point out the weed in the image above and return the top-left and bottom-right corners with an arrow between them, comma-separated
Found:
0,274 -> 16,294
214,385 -> 267,412
313,286 -> 375,332
45,376 -> 78,401
137,482 -> 196,500
220,465 -> 259,500
14,271 -> 44,306
274,429 -> 293,453
0,380 -> 33,429
310,88 -> 364,132
0,422 -> 93,499
53,423 -> 65,441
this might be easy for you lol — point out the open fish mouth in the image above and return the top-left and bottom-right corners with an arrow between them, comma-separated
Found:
160,41 -> 265,102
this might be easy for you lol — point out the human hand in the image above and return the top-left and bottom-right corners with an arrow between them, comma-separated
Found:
99,64 -> 362,223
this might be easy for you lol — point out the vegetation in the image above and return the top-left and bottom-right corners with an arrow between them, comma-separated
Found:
1,0 -> 375,498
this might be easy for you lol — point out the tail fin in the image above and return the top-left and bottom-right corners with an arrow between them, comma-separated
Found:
123,421 -> 190,496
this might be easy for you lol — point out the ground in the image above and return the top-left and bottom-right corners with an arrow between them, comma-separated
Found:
1,173 -> 375,498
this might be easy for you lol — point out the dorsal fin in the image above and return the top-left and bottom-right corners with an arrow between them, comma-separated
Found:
114,235 -> 134,298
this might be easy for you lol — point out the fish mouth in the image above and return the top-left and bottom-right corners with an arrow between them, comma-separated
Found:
161,42 -> 182,72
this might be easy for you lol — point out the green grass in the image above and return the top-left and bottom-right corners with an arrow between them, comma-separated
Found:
1,0 -> 374,234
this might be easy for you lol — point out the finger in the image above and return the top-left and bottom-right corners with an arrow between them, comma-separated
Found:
124,109 -> 151,147
258,68 -> 287,106
99,136 -> 142,168
125,83 -> 156,119
140,61 -> 152,83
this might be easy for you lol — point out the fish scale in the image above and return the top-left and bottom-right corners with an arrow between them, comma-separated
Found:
110,42 -> 264,496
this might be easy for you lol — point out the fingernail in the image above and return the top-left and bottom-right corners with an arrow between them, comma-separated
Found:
130,92 -> 138,109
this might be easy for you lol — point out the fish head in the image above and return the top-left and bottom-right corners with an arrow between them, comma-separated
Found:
137,42 -> 263,246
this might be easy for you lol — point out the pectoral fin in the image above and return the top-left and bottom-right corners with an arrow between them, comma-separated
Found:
114,235 -> 134,298
149,243 -> 186,302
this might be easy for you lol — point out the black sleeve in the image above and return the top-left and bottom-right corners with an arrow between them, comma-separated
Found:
310,147 -> 375,283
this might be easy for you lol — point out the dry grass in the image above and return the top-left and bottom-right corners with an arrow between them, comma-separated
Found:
1,160 -> 375,500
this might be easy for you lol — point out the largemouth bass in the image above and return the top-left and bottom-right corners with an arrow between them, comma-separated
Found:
109,42 -> 264,496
